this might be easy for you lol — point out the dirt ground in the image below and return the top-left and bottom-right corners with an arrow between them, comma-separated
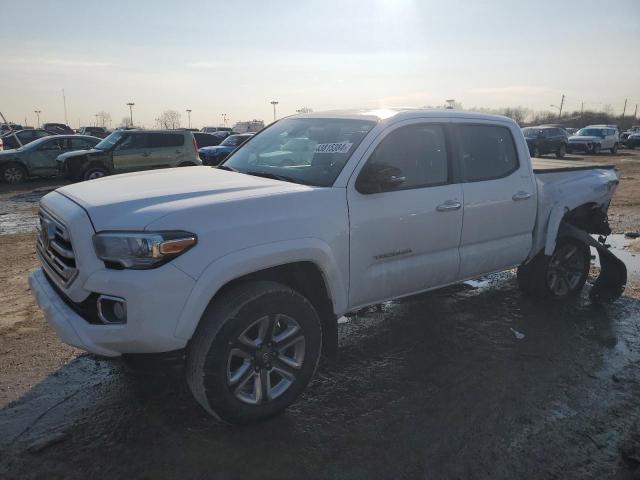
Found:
1,151 -> 640,479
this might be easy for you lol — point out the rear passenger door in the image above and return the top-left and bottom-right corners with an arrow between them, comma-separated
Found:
347,122 -> 463,308
145,133 -> 186,167
455,123 -> 537,279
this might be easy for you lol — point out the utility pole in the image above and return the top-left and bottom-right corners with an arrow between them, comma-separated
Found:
622,98 -> 628,118
126,102 -> 135,127
634,104 -> 638,120
558,94 -> 565,118
580,102 -> 584,118
186,109 -> 192,129
221,113 -> 228,127
62,89 -> 68,125
95,114 -> 99,127
34,110 -> 41,128
270,100 -> 279,121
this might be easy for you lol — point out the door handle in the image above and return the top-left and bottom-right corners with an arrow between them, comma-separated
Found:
512,191 -> 532,201
436,200 -> 462,212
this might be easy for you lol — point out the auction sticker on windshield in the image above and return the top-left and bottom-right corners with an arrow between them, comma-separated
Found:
315,142 -> 353,154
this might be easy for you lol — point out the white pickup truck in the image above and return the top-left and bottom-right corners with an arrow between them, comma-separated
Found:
29,109 -> 626,423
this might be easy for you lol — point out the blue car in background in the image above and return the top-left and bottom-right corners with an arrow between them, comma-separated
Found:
198,133 -> 254,166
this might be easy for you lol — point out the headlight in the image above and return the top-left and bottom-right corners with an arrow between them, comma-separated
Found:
93,231 -> 197,269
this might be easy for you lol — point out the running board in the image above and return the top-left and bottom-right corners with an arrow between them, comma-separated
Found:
558,223 -> 627,303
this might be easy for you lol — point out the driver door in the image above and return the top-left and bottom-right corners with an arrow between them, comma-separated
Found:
347,122 -> 463,308
112,133 -> 149,172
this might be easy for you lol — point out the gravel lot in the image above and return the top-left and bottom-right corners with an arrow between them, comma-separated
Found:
1,151 -> 640,479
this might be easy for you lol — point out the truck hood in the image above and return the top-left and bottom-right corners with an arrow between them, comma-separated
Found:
55,166 -> 310,230
57,148 -> 102,162
569,135 -> 599,142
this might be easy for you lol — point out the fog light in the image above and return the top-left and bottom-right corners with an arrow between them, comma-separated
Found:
97,295 -> 127,324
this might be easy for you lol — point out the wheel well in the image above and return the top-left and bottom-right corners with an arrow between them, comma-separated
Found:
1,160 -> 28,174
563,202 -> 611,235
216,262 -> 338,359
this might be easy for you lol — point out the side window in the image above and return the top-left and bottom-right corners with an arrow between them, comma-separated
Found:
39,139 -> 63,151
115,133 -> 147,151
70,138 -> 92,149
459,125 -> 519,182
357,124 -> 448,193
148,133 -> 184,148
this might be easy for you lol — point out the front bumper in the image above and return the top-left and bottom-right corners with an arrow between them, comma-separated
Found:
567,141 -> 593,152
29,265 -> 195,357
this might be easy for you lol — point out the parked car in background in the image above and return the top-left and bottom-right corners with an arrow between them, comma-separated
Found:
620,125 -> 640,144
58,129 -> 202,181
193,132 -> 223,149
567,126 -> 619,154
0,135 -> 100,183
43,123 -> 75,135
565,127 -> 578,135
0,123 -> 23,134
201,126 -> 233,134
522,126 -> 568,158
625,132 -> 640,149
1,129 -> 53,150
29,109 -> 626,424
77,126 -> 109,138
198,133 -> 253,165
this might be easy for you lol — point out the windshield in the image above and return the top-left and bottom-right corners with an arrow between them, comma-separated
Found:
222,118 -> 376,187
221,135 -> 250,147
576,128 -> 603,137
522,128 -> 542,138
95,131 -> 125,150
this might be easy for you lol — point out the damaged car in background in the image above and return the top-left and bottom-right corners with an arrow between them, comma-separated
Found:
28,109 -> 626,424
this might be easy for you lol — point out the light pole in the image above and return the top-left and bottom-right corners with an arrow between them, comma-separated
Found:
34,110 -> 41,128
221,113 -> 228,127
126,102 -> 135,128
186,109 -> 192,129
270,100 -> 279,121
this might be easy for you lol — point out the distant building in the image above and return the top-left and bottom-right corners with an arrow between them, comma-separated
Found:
233,119 -> 264,133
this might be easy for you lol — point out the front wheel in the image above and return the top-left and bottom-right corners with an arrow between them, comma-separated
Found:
531,146 -> 540,158
517,238 -> 590,299
592,144 -> 601,155
186,281 -> 322,424
82,165 -> 109,181
611,143 -> 618,154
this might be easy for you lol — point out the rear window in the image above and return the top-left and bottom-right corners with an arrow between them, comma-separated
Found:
459,125 -> 519,182
147,133 -> 184,148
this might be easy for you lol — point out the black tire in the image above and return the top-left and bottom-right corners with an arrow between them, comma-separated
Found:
592,144 -> 601,155
517,237 -> 590,299
186,280 -> 322,424
0,162 -> 27,184
555,144 -> 567,159
178,162 -> 196,167
611,143 -> 618,154
532,146 -> 540,158
82,164 -> 109,181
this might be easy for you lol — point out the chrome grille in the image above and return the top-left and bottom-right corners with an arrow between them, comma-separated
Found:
36,208 -> 78,286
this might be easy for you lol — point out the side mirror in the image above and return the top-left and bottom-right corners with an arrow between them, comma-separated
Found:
356,164 -> 406,194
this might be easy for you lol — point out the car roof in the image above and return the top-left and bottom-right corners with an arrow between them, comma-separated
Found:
293,108 -> 514,124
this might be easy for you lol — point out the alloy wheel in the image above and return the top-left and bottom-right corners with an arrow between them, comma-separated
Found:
226,314 -> 306,405
3,166 -> 24,183
546,243 -> 587,296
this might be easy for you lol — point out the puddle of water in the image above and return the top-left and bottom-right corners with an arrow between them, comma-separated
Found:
0,212 -> 38,235
593,234 -> 640,280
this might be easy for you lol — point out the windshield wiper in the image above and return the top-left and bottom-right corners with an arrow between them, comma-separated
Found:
243,170 -> 300,184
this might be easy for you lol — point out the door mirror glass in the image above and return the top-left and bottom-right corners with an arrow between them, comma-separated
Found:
356,164 -> 405,194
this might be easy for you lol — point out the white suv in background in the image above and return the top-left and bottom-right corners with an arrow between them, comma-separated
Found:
567,125 -> 619,154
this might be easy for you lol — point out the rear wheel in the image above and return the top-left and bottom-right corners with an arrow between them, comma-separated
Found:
186,281 -> 322,424
592,144 -> 601,155
555,144 -> 567,159
517,238 -> 590,299
611,143 -> 618,154
532,146 -> 540,158
0,163 -> 27,184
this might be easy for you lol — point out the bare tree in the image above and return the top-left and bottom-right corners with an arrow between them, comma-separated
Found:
156,110 -> 181,129
96,111 -> 112,128
502,107 -> 530,126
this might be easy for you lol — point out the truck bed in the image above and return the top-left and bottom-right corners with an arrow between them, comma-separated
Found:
532,158 -> 615,174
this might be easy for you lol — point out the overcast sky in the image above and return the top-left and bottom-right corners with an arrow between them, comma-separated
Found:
1,0 -> 639,128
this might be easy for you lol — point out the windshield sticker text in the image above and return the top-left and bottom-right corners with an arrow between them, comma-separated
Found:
314,142 -> 353,154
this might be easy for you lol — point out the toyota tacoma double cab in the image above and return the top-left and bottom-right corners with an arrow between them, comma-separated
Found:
29,109 -> 626,423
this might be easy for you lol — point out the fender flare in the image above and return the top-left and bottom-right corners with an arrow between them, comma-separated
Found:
173,238 -> 347,341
